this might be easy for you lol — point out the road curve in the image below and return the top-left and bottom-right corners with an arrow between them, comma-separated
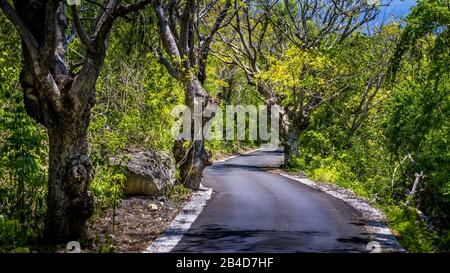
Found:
172,149 -> 372,253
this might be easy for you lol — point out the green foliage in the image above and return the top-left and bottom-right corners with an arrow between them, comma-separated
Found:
387,206 -> 437,253
261,46 -> 348,112
390,0 -> 450,80
311,168 -> 339,184
87,24 -> 184,217
89,50 -> 182,159
0,215 -> 30,253
282,19 -> 450,252
165,184 -> 191,204
0,14 -> 47,251
95,234 -> 116,253
382,73 -> 450,222
90,164 -> 126,215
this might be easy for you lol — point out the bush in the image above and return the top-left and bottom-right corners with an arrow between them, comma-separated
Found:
311,167 -> 339,183
386,206 -> 437,253
90,164 -> 127,216
0,15 -> 47,250
0,215 -> 30,253
165,184 -> 191,204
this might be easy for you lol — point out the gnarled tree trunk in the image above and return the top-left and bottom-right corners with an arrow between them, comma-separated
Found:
173,139 -> 211,189
281,115 -> 310,165
22,55 -> 101,243
2,0 -> 151,243
153,0 -> 231,190
11,0 -> 96,242
173,77 -> 212,190
46,116 -> 94,242
283,129 -> 300,164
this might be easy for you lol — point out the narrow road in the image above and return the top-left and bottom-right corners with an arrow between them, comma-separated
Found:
172,149 -> 372,253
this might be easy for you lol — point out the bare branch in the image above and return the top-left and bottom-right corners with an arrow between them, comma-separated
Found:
201,0 -> 232,51
92,0 -> 117,50
114,0 -> 152,17
153,50 -> 182,80
154,0 -> 181,59
71,5 -> 95,52
42,0 -> 63,67
0,0 -> 39,59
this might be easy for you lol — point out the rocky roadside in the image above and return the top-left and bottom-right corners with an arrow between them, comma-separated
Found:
83,149 -> 192,253
87,195 -> 191,253
85,147 -> 259,253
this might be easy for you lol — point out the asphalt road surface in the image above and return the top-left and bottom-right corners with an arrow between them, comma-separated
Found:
172,149 -> 372,253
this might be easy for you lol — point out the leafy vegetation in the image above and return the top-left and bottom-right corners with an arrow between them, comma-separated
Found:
0,0 -> 449,252
281,1 -> 450,252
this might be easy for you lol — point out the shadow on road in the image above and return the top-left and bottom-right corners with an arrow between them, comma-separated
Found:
172,224 -> 370,253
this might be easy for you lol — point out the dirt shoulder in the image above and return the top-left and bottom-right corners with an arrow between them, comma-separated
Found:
87,195 -> 191,253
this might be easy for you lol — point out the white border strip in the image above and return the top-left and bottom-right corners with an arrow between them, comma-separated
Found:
143,188 -> 212,253
144,147 -> 267,253
276,172 -> 406,253
213,144 -> 279,163
214,147 -> 265,163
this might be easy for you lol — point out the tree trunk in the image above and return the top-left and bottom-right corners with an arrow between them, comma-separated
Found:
173,139 -> 211,189
281,115 -> 310,165
173,76 -> 212,190
45,115 -> 94,242
11,0 -> 94,242
2,0 -> 151,245
283,128 -> 301,164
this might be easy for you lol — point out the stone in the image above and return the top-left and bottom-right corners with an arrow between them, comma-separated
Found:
111,150 -> 175,196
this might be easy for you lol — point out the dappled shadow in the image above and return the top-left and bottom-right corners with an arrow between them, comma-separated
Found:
350,220 -> 404,252
171,225 -> 369,253
207,163 -> 276,173
238,149 -> 284,157
337,236 -> 371,245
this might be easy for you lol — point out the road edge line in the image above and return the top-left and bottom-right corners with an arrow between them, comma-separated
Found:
213,147 -> 265,163
274,171 -> 406,253
143,187 -> 213,253
143,147 -> 267,253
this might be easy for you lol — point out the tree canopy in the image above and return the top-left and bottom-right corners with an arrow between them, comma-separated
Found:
0,0 -> 449,252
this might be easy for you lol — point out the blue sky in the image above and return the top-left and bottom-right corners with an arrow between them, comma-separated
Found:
383,0 -> 417,18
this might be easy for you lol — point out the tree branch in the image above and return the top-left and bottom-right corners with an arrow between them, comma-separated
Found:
153,49 -> 181,80
154,0 -> 181,60
71,5 -> 95,52
0,0 -> 39,59
114,0 -> 152,17
201,0 -> 232,52
92,0 -> 117,50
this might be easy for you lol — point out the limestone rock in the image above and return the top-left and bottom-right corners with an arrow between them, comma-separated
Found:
111,150 -> 175,196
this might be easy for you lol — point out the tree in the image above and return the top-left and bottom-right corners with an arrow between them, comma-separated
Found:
152,0 -> 232,189
0,0 -> 151,243
323,25 -> 400,145
390,0 -> 450,81
387,0 -> 450,220
216,0 -> 385,162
